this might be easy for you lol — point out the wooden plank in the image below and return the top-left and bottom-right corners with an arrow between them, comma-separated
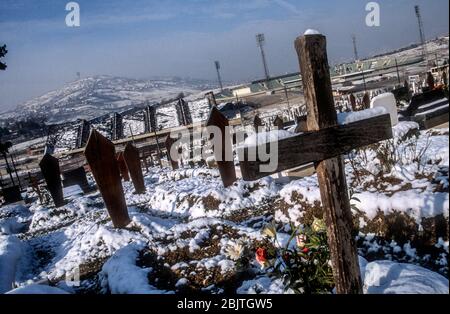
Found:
123,143 -> 146,194
239,114 -> 392,180
296,33 -> 363,294
165,134 -> 179,170
116,152 -> 130,181
206,106 -> 237,187
39,154 -> 65,207
273,115 -> 284,130
84,130 -> 130,228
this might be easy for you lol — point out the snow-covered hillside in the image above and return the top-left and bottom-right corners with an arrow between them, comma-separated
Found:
0,76 -> 216,124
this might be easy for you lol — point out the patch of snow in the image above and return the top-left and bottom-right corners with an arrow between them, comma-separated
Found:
6,284 -> 69,294
241,130 -> 295,147
237,276 -> 294,294
100,244 -> 172,294
338,107 -> 387,125
0,235 -> 23,293
304,29 -> 321,35
364,260 -> 449,294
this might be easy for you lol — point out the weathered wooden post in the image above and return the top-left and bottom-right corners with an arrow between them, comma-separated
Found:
253,114 -> 263,133
206,106 -> 237,187
123,143 -> 146,194
273,115 -> 284,130
362,93 -> 370,110
294,115 -> 308,133
116,152 -> 130,182
84,130 -> 130,228
39,154 -> 65,207
349,94 -> 356,111
295,32 -> 363,293
205,91 -> 217,109
165,134 -> 179,170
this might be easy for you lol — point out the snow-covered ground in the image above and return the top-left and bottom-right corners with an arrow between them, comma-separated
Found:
0,122 -> 448,294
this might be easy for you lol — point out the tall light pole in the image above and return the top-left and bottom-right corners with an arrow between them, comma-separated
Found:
214,61 -> 223,91
415,5 -> 428,67
352,34 -> 359,61
395,58 -> 401,85
256,33 -> 270,89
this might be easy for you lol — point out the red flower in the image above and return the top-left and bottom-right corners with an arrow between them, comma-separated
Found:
302,247 -> 309,254
256,248 -> 267,263
255,248 -> 269,268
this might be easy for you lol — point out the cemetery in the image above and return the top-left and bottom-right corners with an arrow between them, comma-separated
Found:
0,30 -> 448,295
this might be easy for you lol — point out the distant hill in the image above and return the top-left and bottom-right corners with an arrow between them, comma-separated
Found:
0,75 -> 216,124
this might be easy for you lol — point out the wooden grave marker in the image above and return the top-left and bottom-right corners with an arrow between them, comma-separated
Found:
39,154 -> 65,207
123,143 -> 146,194
273,115 -> 284,130
349,94 -> 356,111
116,152 -> 130,181
253,114 -> 263,133
165,134 -> 179,170
206,106 -> 237,187
239,33 -> 394,294
84,130 -> 130,228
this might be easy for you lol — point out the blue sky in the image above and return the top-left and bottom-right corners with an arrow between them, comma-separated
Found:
0,0 -> 449,111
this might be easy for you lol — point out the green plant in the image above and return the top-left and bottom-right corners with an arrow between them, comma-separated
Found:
256,220 -> 334,294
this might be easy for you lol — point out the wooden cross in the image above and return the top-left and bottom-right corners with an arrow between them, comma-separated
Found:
123,143 -> 146,194
239,34 -> 394,294
39,154 -> 65,207
84,130 -> 130,228
206,107 -> 237,187
116,152 -> 130,182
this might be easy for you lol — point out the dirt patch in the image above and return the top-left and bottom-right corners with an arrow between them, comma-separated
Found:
363,211 -> 418,243
224,202 -> 273,224
201,195 -> 222,211
272,191 -> 323,226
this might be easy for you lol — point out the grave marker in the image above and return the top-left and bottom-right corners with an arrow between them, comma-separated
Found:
123,143 -> 146,194
370,92 -> 399,126
349,94 -> 356,111
84,130 -> 130,228
253,115 -> 263,133
206,106 -> 237,187
205,91 -> 217,109
239,33 -> 394,294
39,154 -> 65,207
273,115 -> 284,130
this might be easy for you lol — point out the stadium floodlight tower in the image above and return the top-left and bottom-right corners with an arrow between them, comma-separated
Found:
352,34 -> 359,62
414,5 -> 429,67
214,61 -> 223,92
256,33 -> 270,89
